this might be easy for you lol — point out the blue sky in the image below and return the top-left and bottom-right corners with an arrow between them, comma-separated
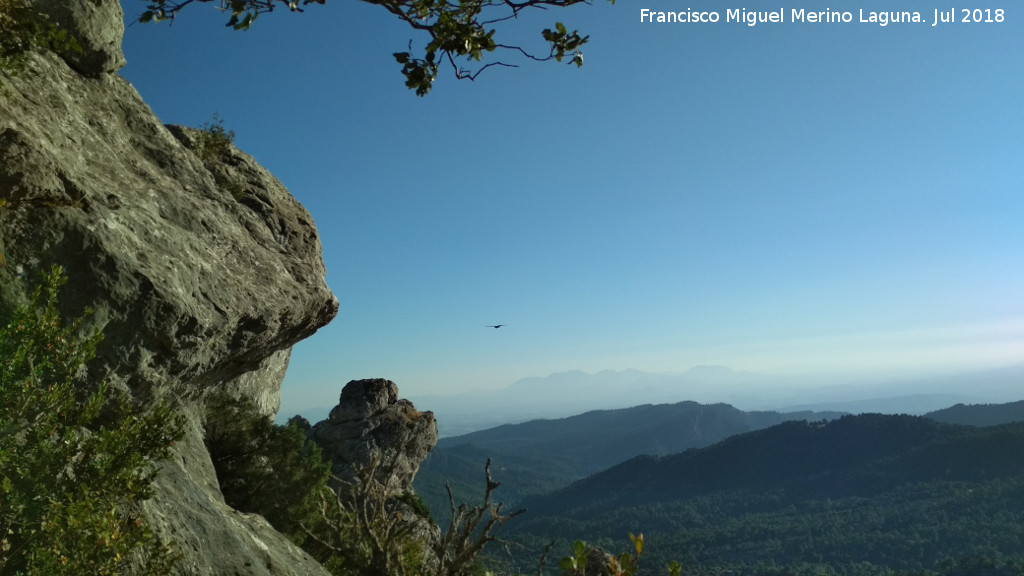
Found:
119,1 -> 1024,416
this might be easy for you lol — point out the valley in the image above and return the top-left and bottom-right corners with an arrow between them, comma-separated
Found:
414,398 -> 1024,575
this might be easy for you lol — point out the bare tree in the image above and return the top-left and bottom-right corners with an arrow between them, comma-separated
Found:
433,458 -> 525,575
302,456 -> 523,575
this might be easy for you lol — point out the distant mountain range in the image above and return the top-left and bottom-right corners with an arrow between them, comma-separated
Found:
925,399 -> 1024,426
415,396 -> 1024,521
413,397 -> 1024,574
403,363 -> 1024,436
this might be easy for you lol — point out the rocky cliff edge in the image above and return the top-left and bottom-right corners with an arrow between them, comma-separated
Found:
0,1 -> 341,573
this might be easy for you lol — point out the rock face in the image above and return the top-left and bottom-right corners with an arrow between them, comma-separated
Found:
306,379 -> 441,569
309,379 -> 439,494
33,0 -> 127,75
0,3 -> 339,574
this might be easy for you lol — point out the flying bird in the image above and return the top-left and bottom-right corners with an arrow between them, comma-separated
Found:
486,325 -> 505,329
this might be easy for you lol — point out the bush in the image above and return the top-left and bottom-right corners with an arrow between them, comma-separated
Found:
0,0 -> 78,76
203,391 -> 331,539
194,113 -> 236,162
0,266 -> 182,575
559,535 -> 681,576
204,392 -> 523,576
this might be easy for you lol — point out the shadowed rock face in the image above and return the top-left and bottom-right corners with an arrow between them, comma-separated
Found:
0,3 -> 338,574
309,379 -> 439,495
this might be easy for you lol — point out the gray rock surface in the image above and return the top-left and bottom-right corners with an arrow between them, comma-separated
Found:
0,25 -> 337,576
33,0 -> 127,75
143,411 -> 333,576
308,379 -> 441,569
0,58 -> 337,403
310,379 -> 439,494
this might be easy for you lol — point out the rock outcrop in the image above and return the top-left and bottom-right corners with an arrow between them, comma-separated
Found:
34,0 -> 127,76
308,379 -> 439,494
305,379 -> 441,568
0,2 -> 338,574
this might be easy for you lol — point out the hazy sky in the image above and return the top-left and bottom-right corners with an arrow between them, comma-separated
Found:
119,1 -> 1024,416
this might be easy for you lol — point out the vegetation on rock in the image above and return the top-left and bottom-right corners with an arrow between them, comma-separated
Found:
0,0 -> 77,76
194,113 -> 236,162
0,266 -> 182,575
205,390 -> 517,575
204,390 -> 331,540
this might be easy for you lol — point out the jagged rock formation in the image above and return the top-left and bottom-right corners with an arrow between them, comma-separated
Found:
304,379 -> 441,568
0,1 -> 339,574
308,379 -> 439,495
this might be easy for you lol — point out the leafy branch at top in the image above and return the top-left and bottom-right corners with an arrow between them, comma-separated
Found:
135,0 -> 614,95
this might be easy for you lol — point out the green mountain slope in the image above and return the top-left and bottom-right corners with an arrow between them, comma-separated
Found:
414,402 -> 842,520
500,415 -> 1024,575
926,400 -> 1024,427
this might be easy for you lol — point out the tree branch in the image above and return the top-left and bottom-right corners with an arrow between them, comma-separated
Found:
135,0 -> 609,93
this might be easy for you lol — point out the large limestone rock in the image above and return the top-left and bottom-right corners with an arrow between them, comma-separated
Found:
0,13 -> 337,576
305,379 -> 441,568
33,0 -> 127,75
0,60 -> 337,406
309,379 -> 439,494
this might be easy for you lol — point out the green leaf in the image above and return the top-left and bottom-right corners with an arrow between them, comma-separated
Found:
573,539 -> 587,559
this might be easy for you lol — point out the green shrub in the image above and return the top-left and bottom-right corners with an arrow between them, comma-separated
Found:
559,535 -> 681,576
204,397 -> 439,576
203,391 -> 331,539
189,114 -> 249,199
194,113 -> 236,162
398,490 -> 434,524
0,0 -> 78,76
0,265 -> 182,575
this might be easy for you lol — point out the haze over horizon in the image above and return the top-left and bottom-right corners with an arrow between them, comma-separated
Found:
286,362 -> 1024,435
118,0 -> 1024,420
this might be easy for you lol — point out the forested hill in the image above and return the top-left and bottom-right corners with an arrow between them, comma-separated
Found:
501,414 -> 1024,575
435,401 -> 843,474
414,402 -> 842,513
926,400 -> 1024,427
521,414 -> 1024,514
